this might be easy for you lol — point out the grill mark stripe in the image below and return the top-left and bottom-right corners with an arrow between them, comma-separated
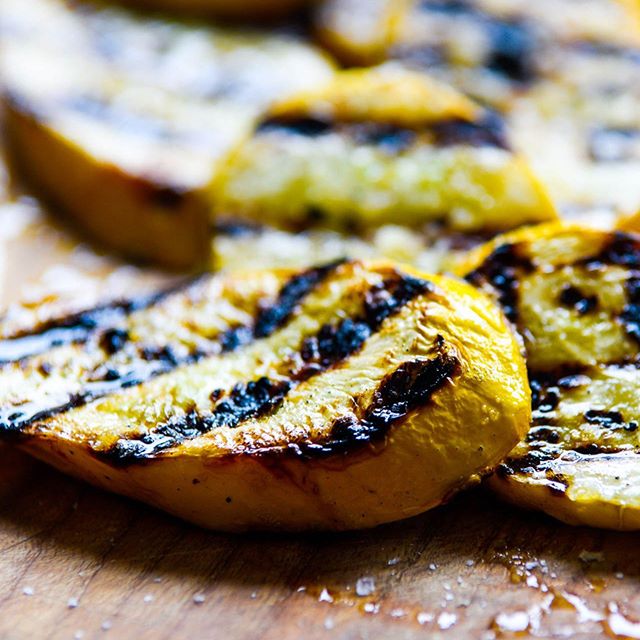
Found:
97,273 -> 435,465
0,276 -> 204,365
256,115 -> 509,152
0,263 -> 345,435
272,345 -> 461,459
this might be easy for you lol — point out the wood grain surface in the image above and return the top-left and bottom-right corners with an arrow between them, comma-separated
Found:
1,150 -> 640,640
1,443 -> 640,640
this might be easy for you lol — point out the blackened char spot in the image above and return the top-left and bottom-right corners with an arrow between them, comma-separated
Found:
349,124 -> 417,153
217,261 -> 344,353
546,472 -> 568,497
622,276 -> 640,346
300,319 -> 371,372
430,113 -> 509,150
486,19 -> 536,83
287,347 -> 460,458
584,409 -> 629,429
297,273 -> 433,377
526,425 -> 560,444
496,444 -> 559,478
254,261 -> 345,339
558,285 -> 598,315
100,328 -> 129,355
257,116 -> 333,137
465,242 -> 534,323
582,232 -> 640,270
101,377 -> 292,465
258,114 -> 506,152
418,1 -> 536,83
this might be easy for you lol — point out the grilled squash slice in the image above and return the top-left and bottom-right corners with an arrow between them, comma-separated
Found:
0,0 -> 334,268
211,66 -> 556,235
459,223 -> 640,529
0,260 -> 530,531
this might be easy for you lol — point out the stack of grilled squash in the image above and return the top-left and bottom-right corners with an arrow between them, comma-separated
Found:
2,0 -> 640,533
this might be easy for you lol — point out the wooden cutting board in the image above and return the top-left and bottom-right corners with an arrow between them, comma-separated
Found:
1,164 -> 640,640
1,444 -> 640,640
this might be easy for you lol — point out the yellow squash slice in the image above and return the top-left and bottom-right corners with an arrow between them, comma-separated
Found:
0,0 -> 334,268
0,260 -> 530,531
459,223 -> 640,529
211,66 -> 556,235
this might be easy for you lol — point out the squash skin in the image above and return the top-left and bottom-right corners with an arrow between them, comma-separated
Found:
459,223 -> 640,530
0,261 -> 530,531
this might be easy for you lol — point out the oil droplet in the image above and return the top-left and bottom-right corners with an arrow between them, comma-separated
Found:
437,612 -> 457,630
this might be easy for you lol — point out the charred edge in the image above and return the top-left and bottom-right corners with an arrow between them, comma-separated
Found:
416,1 -> 537,83
257,116 -> 508,152
0,276 -> 202,365
558,285 -> 598,315
465,242 -> 534,323
285,347 -> 461,458
98,272 -> 434,464
220,260 -> 346,351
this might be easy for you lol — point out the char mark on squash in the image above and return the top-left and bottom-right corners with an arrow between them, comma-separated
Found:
581,232 -> 640,270
0,263 -> 345,436
558,285 -> 598,315
465,242 -> 534,323
257,114 -> 509,152
289,347 -> 460,458
496,444 -> 560,478
0,276 -> 201,365
621,276 -> 640,346
218,260 -> 345,352
97,272 -> 435,465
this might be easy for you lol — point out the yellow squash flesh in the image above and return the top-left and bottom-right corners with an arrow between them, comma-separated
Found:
459,223 -> 640,529
0,261 -> 530,531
